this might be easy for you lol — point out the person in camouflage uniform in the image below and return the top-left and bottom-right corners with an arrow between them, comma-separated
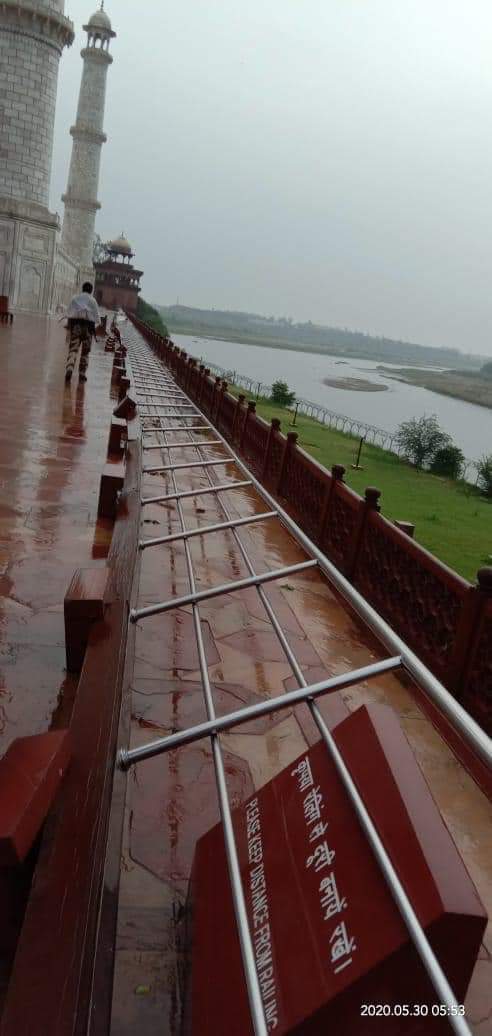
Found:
65,282 -> 101,383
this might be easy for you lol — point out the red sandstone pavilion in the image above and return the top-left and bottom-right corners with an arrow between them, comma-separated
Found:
94,234 -> 143,314
0,306 -> 491,1036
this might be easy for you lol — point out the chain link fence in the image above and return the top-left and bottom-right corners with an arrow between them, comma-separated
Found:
202,359 -> 477,483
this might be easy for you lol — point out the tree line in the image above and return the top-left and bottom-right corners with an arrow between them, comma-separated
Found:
158,303 -> 484,370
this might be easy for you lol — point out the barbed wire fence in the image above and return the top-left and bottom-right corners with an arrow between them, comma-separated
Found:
203,359 -> 478,484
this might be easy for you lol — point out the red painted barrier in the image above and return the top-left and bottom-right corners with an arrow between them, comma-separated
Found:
0,732 -> 71,867
186,705 -> 486,1034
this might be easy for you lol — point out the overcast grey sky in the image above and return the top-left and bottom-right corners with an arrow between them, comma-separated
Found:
51,1 -> 492,355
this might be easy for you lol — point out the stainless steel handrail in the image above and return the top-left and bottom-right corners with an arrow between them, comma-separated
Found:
121,324 -> 487,1036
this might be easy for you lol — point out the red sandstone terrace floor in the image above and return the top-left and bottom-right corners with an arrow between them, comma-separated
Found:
108,320 -> 492,1036
0,315 -> 491,1034
0,315 -> 115,756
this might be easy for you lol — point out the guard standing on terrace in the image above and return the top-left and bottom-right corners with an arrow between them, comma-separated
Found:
65,282 -> 101,382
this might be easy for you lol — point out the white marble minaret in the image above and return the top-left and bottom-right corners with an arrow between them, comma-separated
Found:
61,3 -> 115,281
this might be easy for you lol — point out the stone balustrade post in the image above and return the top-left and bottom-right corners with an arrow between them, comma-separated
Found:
211,376 -> 221,421
216,380 -> 228,427
395,520 -> 415,538
262,418 -> 281,481
188,358 -> 198,395
318,464 -> 346,544
198,364 -> 206,404
201,369 -> 212,415
240,400 -> 256,451
349,485 -> 381,579
179,351 -> 188,385
184,356 -> 191,392
364,486 -> 382,512
277,430 -> 298,495
232,394 -> 245,442
477,567 -> 492,597
454,567 -> 492,700
183,356 -> 191,392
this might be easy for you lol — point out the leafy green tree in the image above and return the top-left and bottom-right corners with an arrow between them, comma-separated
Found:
93,233 -> 107,264
430,444 -> 465,480
480,361 -> 492,379
137,297 -> 168,337
476,454 -> 492,497
271,380 -> 296,406
395,415 -> 451,469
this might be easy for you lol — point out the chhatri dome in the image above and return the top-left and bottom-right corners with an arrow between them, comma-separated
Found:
88,4 -> 113,32
84,2 -> 116,39
107,233 -> 133,257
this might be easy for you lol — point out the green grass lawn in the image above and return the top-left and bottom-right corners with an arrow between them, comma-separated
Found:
228,388 -> 491,582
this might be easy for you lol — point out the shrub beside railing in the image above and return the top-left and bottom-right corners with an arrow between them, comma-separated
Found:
203,359 -> 478,480
128,315 -> 492,735
204,359 -> 400,451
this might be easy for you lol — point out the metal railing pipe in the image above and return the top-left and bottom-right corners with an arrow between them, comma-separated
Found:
130,559 -> 318,621
118,656 -> 402,769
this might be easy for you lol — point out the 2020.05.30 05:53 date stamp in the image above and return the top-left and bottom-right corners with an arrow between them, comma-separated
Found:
360,1004 -> 466,1019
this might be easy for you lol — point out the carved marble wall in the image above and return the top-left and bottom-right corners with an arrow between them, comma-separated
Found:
0,206 -> 58,313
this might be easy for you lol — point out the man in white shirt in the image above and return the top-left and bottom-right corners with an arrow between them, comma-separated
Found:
65,282 -> 101,383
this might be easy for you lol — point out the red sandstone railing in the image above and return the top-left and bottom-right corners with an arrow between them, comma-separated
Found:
127,315 -> 492,735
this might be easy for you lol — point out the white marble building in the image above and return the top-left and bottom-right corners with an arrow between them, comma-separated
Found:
61,5 -> 116,284
0,2 -> 115,314
0,0 -> 76,312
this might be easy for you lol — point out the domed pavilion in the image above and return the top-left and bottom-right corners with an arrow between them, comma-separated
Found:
94,233 -> 143,313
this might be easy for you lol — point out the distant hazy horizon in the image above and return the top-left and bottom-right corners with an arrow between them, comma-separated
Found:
51,1 -> 492,357
154,300 -> 488,361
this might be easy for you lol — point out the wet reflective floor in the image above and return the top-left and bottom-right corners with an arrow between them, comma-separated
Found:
110,323 -> 492,1036
0,315 -> 115,755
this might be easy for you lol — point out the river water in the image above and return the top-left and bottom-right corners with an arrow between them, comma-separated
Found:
173,333 -> 491,464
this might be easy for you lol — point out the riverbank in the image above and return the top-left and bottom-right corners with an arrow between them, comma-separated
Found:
322,376 -> 388,392
167,322 -> 376,358
379,366 -> 492,409
227,386 -> 491,581
165,320 -> 474,368
168,322 -> 491,408
175,331 -> 491,464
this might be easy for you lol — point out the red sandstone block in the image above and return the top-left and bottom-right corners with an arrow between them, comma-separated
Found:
190,705 -> 486,1035
394,520 -> 415,538
113,394 -> 136,419
0,731 -> 71,867
97,459 -> 126,520
111,363 -> 126,384
64,567 -> 110,671
118,376 -> 131,400
108,416 -> 127,456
